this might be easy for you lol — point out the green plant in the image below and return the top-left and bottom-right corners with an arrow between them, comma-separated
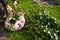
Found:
23,9 -> 59,40
4,0 -> 60,40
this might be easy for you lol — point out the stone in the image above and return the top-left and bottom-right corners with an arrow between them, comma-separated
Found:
33,0 -> 60,6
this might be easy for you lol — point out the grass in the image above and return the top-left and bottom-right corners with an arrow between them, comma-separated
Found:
7,0 -> 60,40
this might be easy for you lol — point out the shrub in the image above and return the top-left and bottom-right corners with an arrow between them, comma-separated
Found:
22,9 -> 60,40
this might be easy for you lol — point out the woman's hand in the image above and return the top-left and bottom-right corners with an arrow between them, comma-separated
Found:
14,12 -> 25,31
4,12 -> 25,31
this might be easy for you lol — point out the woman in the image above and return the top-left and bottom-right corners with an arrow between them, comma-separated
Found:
0,0 -> 25,31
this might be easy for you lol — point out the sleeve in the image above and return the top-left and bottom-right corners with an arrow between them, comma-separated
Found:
0,0 -> 8,7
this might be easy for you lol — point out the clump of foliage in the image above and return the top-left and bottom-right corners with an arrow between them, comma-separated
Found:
23,9 -> 59,40
6,0 -> 60,40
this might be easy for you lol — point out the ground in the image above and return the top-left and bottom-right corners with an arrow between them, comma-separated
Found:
3,0 -> 60,40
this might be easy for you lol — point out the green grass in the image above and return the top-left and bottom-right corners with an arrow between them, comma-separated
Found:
7,0 -> 60,40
